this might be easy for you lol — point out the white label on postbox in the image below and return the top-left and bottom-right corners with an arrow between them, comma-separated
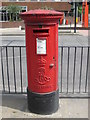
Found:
36,38 -> 46,54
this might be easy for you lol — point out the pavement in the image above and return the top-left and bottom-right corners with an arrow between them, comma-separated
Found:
0,28 -> 25,36
1,94 -> 88,118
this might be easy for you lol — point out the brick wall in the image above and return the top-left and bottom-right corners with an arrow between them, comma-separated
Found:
1,21 -> 25,28
1,2 -> 71,28
2,2 -> 71,11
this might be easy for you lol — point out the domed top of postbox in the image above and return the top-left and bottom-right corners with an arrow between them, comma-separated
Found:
20,9 -> 63,25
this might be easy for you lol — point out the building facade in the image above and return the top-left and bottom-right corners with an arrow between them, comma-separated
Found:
0,1 -> 72,28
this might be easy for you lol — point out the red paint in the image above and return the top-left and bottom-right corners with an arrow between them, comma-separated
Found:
20,10 -> 63,93
60,18 -> 63,25
82,1 -> 88,28
66,19 -> 68,25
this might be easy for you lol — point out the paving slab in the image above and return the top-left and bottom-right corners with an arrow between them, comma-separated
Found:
0,28 -> 25,36
1,94 -> 88,118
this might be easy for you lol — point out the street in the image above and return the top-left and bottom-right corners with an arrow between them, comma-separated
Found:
1,36 -> 25,46
0,34 -> 89,95
0,34 -> 88,46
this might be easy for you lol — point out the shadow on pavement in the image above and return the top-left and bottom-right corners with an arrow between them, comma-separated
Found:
2,94 -> 30,113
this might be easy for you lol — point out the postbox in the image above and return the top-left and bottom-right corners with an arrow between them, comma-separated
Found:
20,9 -> 63,114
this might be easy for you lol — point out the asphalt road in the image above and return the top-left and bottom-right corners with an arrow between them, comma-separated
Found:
0,34 -> 89,96
0,34 -> 88,46
0,36 -> 25,46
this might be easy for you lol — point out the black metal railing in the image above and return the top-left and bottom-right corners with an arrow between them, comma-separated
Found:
0,46 -> 90,98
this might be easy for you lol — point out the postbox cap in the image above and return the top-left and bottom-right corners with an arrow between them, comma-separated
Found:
20,9 -> 63,25
20,9 -> 63,16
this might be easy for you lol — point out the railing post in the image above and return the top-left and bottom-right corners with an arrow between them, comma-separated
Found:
74,2 -> 77,33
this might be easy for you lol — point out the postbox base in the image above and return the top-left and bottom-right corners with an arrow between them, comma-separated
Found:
27,88 -> 59,115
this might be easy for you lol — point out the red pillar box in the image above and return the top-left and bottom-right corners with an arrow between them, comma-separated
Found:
20,10 -> 63,114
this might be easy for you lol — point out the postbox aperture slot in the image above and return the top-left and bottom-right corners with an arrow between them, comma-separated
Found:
33,29 -> 49,34
36,38 -> 46,55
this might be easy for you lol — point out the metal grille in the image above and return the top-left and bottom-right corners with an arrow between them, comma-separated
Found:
0,46 -> 90,98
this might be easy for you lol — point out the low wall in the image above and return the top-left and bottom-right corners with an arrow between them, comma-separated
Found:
1,21 -> 25,28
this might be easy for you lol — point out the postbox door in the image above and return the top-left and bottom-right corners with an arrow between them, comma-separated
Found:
27,26 -> 58,93
34,37 -> 57,93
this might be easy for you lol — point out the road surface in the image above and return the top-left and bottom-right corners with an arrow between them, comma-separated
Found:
0,34 -> 88,46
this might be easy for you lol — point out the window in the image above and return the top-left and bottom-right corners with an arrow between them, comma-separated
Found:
0,6 -> 27,22
39,0 -> 47,1
9,0 -> 25,2
9,0 -> 17,1
21,6 -> 27,12
18,0 -> 25,1
30,0 -> 38,1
